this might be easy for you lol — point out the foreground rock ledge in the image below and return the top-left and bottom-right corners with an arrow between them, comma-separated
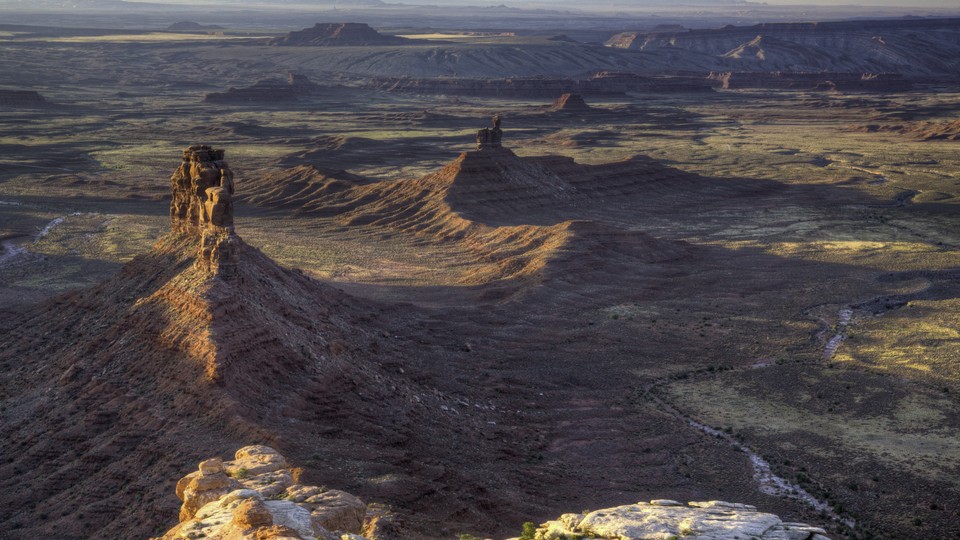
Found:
528,500 -> 830,540
154,446 -> 368,540
156,448 -> 830,540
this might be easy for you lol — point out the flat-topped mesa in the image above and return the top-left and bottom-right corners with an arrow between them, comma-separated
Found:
169,145 -> 238,279
476,114 -> 504,151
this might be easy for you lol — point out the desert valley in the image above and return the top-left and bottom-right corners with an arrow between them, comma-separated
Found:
1,2 -> 960,539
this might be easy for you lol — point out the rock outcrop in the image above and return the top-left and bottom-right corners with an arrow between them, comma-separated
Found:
269,23 -> 414,47
169,144 -> 238,278
205,73 -> 322,104
166,21 -> 224,32
530,500 -> 830,540
155,446 -> 369,540
157,449 -> 834,540
476,114 -> 504,151
549,93 -> 591,112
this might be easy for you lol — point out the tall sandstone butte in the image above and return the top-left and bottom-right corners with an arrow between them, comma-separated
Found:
170,144 -> 238,278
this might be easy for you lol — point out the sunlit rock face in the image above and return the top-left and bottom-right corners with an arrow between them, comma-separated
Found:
154,446 -> 368,540
531,500 -> 831,540
169,144 -> 238,279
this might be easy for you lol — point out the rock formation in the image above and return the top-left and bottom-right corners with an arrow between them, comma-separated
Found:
476,114 -> 504,151
205,73 -> 322,104
549,93 -> 591,112
530,500 -> 831,540
154,446 -> 369,540
269,23 -> 415,47
166,21 -> 225,32
156,450 -> 833,540
169,144 -> 238,278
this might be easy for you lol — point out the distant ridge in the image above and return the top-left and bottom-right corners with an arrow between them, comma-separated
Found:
269,22 -> 419,47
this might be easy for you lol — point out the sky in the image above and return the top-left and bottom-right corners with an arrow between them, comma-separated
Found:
1,0 -> 958,10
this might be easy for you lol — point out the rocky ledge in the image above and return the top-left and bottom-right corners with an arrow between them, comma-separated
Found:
156,448 -> 830,540
527,500 -> 830,540
154,446 -> 369,540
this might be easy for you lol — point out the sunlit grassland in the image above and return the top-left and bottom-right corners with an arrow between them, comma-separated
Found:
837,298 -> 960,391
664,368 -> 960,484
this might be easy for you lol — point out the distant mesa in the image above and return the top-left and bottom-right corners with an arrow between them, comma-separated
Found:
204,72 -> 321,104
0,89 -> 48,108
548,34 -> 578,43
166,21 -> 224,32
269,22 -> 417,47
550,93 -> 592,112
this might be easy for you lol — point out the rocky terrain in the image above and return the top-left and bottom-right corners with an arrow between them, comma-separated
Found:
269,23 -> 419,47
157,447 -> 832,540
4,12 -> 960,540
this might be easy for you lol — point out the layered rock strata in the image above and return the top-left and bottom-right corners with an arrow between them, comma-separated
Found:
169,144 -> 238,278
154,446 -> 368,540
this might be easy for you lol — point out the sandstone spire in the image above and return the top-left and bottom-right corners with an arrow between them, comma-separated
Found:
169,144 -> 238,278
476,114 -> 504,150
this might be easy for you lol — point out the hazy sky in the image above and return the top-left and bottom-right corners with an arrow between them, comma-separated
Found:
2,0 -> 958,9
